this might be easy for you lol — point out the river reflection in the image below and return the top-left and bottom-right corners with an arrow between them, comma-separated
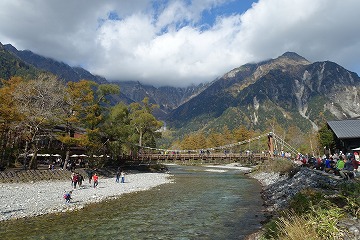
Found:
0,165 -> 265,240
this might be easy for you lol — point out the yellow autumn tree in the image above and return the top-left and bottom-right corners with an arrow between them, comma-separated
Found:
0,77 -> 25,167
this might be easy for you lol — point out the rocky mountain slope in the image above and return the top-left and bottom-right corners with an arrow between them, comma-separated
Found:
166,52 -> 360,134
113,80 -> 209,119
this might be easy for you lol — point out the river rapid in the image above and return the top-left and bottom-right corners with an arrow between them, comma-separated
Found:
0,165 -> 265,240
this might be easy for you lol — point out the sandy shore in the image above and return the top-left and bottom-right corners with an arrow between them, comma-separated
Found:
0,172 -> 172,222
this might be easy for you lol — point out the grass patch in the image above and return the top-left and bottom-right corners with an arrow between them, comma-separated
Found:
288,188 -> 324,214
338,181 -> 360,218
262,189 -> 349,239
263,206 -> 344,239
256,158 -> 296,175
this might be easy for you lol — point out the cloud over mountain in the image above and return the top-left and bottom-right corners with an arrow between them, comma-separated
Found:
0,0 -> 359,87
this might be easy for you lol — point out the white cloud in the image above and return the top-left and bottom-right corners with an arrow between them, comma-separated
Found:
238,0 -> 360,68
0,0 -> 359,87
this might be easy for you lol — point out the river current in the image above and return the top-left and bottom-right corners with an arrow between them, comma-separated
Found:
1,165 -> 265,240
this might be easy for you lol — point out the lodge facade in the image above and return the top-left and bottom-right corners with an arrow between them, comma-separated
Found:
327,119 -> 360,153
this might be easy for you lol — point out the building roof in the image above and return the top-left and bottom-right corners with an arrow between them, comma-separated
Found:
327,120 -> 360,139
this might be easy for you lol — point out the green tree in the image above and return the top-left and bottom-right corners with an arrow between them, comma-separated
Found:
129,97 -> 163,149
317,123 -> 335,153
58,80 -> 120,169
103,102 -> 130,161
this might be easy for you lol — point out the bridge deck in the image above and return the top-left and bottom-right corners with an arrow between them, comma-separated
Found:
134,153 -> 271,165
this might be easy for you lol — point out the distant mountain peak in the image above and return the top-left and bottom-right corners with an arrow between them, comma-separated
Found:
278,52 -> 310,63
3,43 -> 18,53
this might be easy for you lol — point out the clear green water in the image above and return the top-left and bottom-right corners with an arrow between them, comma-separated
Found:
0,165 -> 265,240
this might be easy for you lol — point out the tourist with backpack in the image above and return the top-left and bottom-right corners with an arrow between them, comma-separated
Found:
63,190 -> 72,203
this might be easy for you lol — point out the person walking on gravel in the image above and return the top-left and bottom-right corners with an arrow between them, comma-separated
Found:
116,171 -> 120,183
72,173 -> 79,189
92,173 -> 99,188
120,170 -> 125,183
87,170 -> 93,184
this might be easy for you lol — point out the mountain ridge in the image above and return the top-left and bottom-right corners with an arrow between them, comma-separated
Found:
1,42 -> 359,137
0,43 -> 206,120
0,42 -> 41,80
165,52 -> 360,135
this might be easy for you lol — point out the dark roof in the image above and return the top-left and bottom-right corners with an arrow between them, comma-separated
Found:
327,120 -> 360,139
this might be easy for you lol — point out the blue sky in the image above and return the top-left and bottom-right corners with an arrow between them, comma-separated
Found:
0,0 -> 359,87
200,0 -> 255,26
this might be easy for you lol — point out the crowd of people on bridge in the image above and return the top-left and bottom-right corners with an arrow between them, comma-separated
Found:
299,152 -> 359,180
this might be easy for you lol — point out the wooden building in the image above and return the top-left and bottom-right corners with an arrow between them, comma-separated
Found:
327,119 -> 360,153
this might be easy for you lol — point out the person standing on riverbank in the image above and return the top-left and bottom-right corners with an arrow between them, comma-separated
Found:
87,170 -> 93,185
116,171 -> 120,183
93,173 -> 98,188
72,173 -> 79,189
120,170 -> 125,183
77,173 -> 84,188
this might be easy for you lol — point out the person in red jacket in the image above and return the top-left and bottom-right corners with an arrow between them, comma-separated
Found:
92,173 -> 99,188
72,172 -> 79,189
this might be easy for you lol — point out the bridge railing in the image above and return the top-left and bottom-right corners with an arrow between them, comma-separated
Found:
134,152 -> 272,165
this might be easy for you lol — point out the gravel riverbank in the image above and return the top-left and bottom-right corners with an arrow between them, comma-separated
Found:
0,172 -> 172,222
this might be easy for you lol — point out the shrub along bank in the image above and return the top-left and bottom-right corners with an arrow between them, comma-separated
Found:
250,158 -> 360,240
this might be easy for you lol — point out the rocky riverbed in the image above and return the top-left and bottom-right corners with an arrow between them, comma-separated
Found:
0,172 -> 172,222
250,167 -> 360,239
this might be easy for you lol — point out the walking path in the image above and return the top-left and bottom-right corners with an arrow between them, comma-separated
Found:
0,172 -> 172,221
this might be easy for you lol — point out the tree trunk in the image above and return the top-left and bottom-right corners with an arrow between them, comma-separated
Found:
63,148 -> 70,170
29,140 -> 39,169
23,141 -> 29,170
63,126 -> 72,170
29,151 -> 38,169
139,129 -> 143,147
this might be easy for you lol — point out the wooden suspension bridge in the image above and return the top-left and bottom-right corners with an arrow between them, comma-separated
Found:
132,132 -> 300,165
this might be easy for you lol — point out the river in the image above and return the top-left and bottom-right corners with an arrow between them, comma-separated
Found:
0,165 -> 265,240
